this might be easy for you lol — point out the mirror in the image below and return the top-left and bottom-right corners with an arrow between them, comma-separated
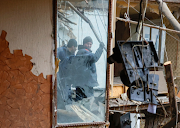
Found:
56,0 -> 109,124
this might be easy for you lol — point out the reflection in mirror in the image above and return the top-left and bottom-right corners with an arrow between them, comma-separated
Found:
57,0 -> 109,124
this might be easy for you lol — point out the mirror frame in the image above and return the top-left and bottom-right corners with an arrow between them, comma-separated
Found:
53,0 -> 112,127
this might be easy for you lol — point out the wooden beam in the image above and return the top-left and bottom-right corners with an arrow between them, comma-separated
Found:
164,61 -> 178,127
116,17 -> 180,34
162,113 -> 180,128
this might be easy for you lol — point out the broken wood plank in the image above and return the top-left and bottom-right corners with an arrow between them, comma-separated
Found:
164,61 -> 178,127
162,113 -> 180,128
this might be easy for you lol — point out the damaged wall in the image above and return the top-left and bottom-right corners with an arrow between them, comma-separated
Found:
0,30 -> 52,127
0,0 -> 53,127
0,0 -> 53,77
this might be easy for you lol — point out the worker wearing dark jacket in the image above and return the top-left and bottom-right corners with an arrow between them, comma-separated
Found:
57,39 -> 77,108
74,36 -> 104,100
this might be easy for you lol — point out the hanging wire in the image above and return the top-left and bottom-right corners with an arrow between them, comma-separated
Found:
164,44 -> 168,61
91,4 -> 108,65
95,1 -> 109,60
153,93 -> 168,117
124,0 -> 132,39
135,0 -> 143,33
140,0 -> 148,67
96,10 -> 108,34
62,1 -> 67,45
127,0 -> 130,16
123,0 -> 180,43
78,16 -> 80,45
121,0 -> 180,73
93,6 -> 103,41
101,0 -> 107,27
81,17 -> 83,45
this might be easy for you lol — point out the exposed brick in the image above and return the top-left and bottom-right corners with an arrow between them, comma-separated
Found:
16,88 -> 26,96
0,30 -> 52,128
13,50 -> 23,56
41,94 -> 51,105
24,54 -> 32,61
0,80 -> 10,94
7,99 -> 19,109
40,83 -> 51,93
38,73 -> 46,83
3,90 -> 16,99
13,83 -> 23,89
0,97 -> 8,105
14,97 -> 25,106
0,30 -> 7,40
1,48 -> 13,59
9,108 -> 20,117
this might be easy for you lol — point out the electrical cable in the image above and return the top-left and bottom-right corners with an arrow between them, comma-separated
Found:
123,0 -> 180,44
141,0 -> 148,67
78,16 -> 80,45
93,4 -> 103,41
121,0 -> 180,89
164,43 -> 168,61
101,0 -> 108,28
62,1 -> 67,44
123,0 -> 132,40
135,0 -> 143,33
81,17 -> 83,44
96,10 -> 108,34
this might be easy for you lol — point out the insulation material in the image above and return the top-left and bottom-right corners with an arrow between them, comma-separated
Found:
0,30 -> 52,128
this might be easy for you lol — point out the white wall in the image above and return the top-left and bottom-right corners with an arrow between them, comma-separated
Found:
0,0 -> 53,77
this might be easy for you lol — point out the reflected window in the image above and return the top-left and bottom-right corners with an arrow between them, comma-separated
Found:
56,0 -> 109,124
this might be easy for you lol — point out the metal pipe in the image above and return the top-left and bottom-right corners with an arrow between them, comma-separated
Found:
58,11 -> 77,25
66,1 -> 107,51
66,1 -> 89,22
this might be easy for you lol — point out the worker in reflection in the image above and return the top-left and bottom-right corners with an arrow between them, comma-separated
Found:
57,39 -> 77,108
57,39 -> 77,62
74,36 -> 104,101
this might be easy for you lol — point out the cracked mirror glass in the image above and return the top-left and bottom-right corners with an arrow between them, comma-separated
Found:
56,0 -> 109,124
